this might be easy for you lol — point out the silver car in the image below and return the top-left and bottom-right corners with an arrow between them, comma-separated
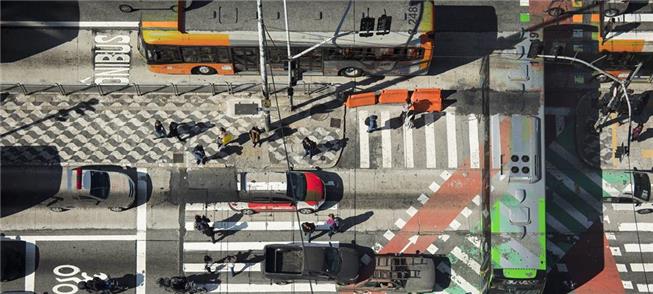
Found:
46,167 -> 136,212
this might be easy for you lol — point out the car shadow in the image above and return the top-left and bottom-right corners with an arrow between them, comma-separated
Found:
0,236 -> 39,282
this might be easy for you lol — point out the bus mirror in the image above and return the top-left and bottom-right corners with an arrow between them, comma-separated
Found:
360,17 -> 375,37
376,15 -> 391,35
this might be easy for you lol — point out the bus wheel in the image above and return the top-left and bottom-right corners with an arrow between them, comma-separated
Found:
604,8 -> 620,17
340,67 -> 364,78
192,66 -> 217,75
636,208 -> 653,214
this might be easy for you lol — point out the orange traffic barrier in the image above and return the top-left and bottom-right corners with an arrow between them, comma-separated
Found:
378,89 -> 409,104
345,92 -> 377,108
411,88 -> 442,112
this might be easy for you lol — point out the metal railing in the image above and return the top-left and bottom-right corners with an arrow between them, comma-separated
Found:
0,81 -> 337,97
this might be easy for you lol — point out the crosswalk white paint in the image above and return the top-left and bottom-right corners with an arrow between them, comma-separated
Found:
202,283 -> 336,293
610,13 -> 653,23
184,241 -> 338,251
425,113 -> 437,168
451,246 -> 481,274
403,124 -> 414,168
618,223 -> 653,232
636,284 -> 653,292
437,262 -> 479,294
625,243 -> 653,252
630,263 -> 653,272
359,110 -> 370,168
446,109 -> 458,168
381,111 -> 392,168
468,114 -> 480,169
490,115 -> 501,169
184,221 -> 328,231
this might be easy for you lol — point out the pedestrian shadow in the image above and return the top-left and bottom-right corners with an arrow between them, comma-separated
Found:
319,138 -> 349,152
636,128 -> 653,142
338,211 -> 374,233
186,273 -> 221,289
177,121 -> 215,141
213,213 -> 245,241
113,273 -> 138,292
1,98 -> 99,138
218,145 -> 243,158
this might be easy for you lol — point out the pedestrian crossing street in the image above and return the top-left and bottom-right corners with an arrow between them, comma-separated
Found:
354,107 -> 482,170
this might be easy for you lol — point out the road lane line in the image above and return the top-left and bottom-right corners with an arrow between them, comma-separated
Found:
425,113 -> 436,168
490,115 -> 501,169
468,114 -> 480,168
6,235 -> 137,241
184,241 -> 338,251
201,283 -> 336,293
404,120 -> 414,168
446,108 -> 458,168
359,110 -> 370,168
625,244 -> 653,253
25,241 -> 36,292
381,111 -> 392,168
184,221 -> 328,231
184,263 -> 261,273
136,168 -> 147,294
630,263 -> 653,272
618,223 -> 653,232
0,21 -> 140,28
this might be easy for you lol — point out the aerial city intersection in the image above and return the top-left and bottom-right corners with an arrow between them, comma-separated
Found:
1,0 -> 652,293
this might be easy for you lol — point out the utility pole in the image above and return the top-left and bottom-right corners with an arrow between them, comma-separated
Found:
282,0 -> 294,110
256,0 -> 272,130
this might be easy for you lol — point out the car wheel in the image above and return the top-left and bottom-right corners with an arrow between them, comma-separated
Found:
340,67 -> 364,78
604,8 -> 620,17
49,207 -> 67,212
298,208 -> 315,214
274,280 -> 289,285
109,207 -> 126,212
241,209 -> 256,215
636,208 -> 653,214
191,66 -> 217,75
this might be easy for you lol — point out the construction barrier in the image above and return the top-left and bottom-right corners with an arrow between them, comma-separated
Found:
378,89 -> 409,104
411,88 -> 442,112
345,92 -> 377,108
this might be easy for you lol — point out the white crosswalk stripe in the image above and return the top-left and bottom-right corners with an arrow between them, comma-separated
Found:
355,109 -> 480,169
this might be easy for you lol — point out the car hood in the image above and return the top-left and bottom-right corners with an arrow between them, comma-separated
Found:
335,247 -> 360,284
304,173 -> 325,202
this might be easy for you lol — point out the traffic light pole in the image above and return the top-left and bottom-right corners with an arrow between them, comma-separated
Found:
256,0 -> 272,130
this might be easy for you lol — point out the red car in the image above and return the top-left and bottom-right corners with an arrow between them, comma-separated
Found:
228,171 -> 326,215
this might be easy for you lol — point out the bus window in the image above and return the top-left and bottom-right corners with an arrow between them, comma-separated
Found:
181,47 -> 214,63
147,46 -> 182,63
232,47 -> 258,71
214,47 -> 231,63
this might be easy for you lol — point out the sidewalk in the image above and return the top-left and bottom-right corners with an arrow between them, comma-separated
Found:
0,91 -> 344,169
575,87 -> 653,170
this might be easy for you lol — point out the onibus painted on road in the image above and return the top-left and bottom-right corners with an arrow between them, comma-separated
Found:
485,114 -> 547,293
137,0 -> 434,78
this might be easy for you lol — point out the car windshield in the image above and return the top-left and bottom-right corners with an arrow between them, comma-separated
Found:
634,172 -> 651,202
286,172 -> 307,201
88,171 -> 110,199
323,247 -> 341,274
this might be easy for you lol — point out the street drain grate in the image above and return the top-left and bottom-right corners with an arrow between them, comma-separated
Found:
330,118 -> 341,128
173,152 -> 184,163
235,103 -> 259,115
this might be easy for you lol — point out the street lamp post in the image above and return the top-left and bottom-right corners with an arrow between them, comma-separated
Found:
256,0 -> 272,130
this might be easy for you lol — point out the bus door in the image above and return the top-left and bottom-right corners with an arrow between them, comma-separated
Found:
232,47 -> 259,72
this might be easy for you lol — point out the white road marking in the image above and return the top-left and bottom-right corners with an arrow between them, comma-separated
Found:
468,114 -> 480,169
630,263 -> 653,272
185,203 -> 233,211
394,218 -> 407,229
427,244 -> 438,254
25,242 -> 36,292
461,207 -> 473,218
618,223 -> 653,232
202,282 -> 336,293
6,235 -> 137,241
611,203 -> 636,211
610,13 -> 653,22
617,264 -> 628,272
136,168 -> 147,294
437,262 -> 479,294
440,170 -> 452,181
520,0 -> 529,6
184,263 -> 261,273
636,284 -> 653,292
184,241 -> 338,251
610,246 -> 622,256
417,193 -> 429,204
490,115 -> 501,169
623,281 -> 634,289
425,113 -> 437,168
406,206 -> 418,217
625,243 -> 653,252
451,247 -> 481,274
359,110 -> 370,168
185,221 -> 329,231
446,109 -> 458,168
383,230 -> 395,240
552,192 -> 592,228
403,124 -> 414,168
381,111 -> 392,168
449,219 -> 461,230
429,181 -> 440,192
0,21 -> 140,28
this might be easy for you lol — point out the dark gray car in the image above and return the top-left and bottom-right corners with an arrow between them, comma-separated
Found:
263,244 -> 360,284
45,167 -> 136,212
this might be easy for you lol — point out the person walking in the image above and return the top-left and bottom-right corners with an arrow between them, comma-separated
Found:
366,114 -> 378,133
249,126 -> 262,147
302,137 -> 318,158
326,214 -> 340,238
632,123 -> 645,142
154,120 -> 167,138
225,255 -> 237,277
192,145 -> 208,165
194,215 -> 218,243
217,127 -> 234,149
168,122 -> 186,142
301,222 -> 316,242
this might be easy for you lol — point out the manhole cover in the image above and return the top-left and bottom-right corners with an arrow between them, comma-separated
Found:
310,104 -> 329,121
235,103 -> 259,115
173,152 -> 184,163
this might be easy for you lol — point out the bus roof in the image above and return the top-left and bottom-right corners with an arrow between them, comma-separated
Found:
182,0 -> 433,34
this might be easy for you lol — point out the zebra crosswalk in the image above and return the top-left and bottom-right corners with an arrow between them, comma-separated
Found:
353,107 -> 482,169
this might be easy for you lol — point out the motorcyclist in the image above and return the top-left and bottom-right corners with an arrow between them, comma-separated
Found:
77,277 -> 111,293
170,276 -> 189,292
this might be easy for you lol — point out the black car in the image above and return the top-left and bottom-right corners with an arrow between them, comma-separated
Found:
263,244 -> 360,284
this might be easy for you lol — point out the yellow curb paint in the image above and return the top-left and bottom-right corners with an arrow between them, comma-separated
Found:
611,113 -> 618,168
641,150 -> 653,158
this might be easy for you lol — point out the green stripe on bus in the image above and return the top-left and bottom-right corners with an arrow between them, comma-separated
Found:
538,198 -> 547,270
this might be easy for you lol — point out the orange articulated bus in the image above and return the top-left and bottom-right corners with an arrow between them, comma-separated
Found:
138,0 -> 434,78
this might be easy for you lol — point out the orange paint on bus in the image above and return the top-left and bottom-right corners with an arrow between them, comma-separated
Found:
148,63 -> 235,75
599,39 -> 645,53
141,21 -> 178,29
142,30 -> 230,46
